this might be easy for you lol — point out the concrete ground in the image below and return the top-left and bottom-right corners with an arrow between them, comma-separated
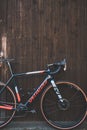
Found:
2,121 -> 87,130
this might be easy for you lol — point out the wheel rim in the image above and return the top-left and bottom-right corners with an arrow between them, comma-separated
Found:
41,82 -> 87,129
0,85 -> 16,128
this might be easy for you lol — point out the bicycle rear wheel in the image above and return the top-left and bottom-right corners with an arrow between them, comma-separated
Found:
41,81 -> 87,129
0,82 -> 16,128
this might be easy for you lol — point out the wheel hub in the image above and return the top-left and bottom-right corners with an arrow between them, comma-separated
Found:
58,99 -> 70,110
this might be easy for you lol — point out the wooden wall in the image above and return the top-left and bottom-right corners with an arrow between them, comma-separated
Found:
0,0 -> 87,121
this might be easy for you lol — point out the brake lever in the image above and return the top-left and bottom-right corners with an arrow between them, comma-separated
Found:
60,59 -> 67,71
62,59 -> 67,71
64,62 -> 67,71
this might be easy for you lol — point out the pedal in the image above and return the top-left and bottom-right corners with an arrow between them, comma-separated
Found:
29,109 -> 37,114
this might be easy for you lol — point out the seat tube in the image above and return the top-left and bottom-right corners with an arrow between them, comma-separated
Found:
51,79 -> 63,102
7,61 -> 14,76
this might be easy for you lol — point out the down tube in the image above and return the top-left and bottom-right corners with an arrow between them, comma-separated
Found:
26,76 -> 51,105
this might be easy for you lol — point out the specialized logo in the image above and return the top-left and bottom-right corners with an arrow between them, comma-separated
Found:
29,80 -> 47,103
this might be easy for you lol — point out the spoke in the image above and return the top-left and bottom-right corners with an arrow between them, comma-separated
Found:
70,104 -> 86,108
45,101 -> 57,107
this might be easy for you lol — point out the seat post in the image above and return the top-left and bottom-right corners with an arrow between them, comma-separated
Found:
7,61 -> 14,76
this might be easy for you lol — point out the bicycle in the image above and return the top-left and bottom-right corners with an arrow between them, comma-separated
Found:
0,57 -> 86,129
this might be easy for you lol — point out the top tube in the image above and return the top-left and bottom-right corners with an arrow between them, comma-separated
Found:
13,70 -> 47,77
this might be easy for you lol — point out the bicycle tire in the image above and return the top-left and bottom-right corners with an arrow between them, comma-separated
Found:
0,82 -> 16,128
40,81 -> 87,129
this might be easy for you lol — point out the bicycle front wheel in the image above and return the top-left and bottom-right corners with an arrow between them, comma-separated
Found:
40,81 -> 87,129
0,82 -> 16,128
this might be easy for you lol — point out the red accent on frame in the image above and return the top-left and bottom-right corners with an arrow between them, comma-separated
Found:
16,93 -> 21,102
0,105 -> 13,110
29,80 -> 48,103
40,70 -> 45,74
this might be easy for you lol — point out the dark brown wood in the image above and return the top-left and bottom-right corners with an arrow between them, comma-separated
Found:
0,0 -> 87,121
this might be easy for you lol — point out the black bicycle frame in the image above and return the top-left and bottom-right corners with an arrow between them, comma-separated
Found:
0,61 -> 63,110
15,71 -> 52,105
0,61 -> 53,108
